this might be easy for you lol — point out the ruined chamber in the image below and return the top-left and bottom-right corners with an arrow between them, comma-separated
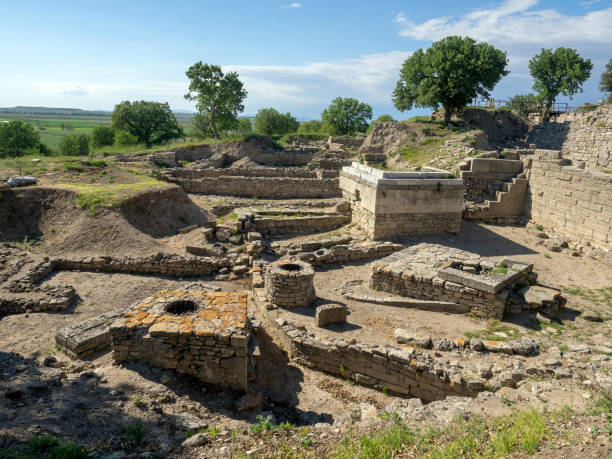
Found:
110,289 -> 249,391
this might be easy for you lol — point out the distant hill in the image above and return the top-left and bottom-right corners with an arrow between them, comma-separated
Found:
0,106 -> 112,116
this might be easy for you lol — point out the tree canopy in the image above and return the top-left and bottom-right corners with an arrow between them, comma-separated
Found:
506,93 -> 540,119
90,125 -> 115,148
185,62 -> 247,139
59,134 -> 90,156
529,47 -> 593,121
0,120 -> 41,158
253,108 -> 299,136
297,120 -> 325,135
111,101 -> 183,147
393,36 -> 509,123
599,58 -> 612,102
321,97 -> 372,135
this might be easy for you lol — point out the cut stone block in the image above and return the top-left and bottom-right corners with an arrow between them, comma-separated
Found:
316,304 -> 347,327
55,309 -> 124,359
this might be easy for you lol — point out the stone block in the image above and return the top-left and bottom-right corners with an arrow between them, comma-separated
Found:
316,304 -> 347,327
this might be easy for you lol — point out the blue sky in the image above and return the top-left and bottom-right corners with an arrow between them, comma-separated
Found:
1,0 -> 611,119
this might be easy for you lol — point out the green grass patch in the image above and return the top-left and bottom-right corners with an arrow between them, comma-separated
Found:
464,319 -> 521,342
53,177 -> 169,215
0,435 -> 89,459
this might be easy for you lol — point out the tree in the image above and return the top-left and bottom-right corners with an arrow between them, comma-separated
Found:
253,108 -> 299,136
506,93 -> 540,119
185,62 -> 247,139
393,36 -> 509,123
529,47 -> 593,121
367,114 -> 395,134
111,100 -> 183,147
59,134 -> 90,156
0,120 -> 41,157
297,120 -> 324,134
321,97 -> 372,135
90,125 -> 115,148
599,58 -> 612,103
236,118 -> 252,135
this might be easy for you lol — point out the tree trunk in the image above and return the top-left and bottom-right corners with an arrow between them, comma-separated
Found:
210,110 -> 220,139
444,107 -> 452,124
540,102 -> 552,123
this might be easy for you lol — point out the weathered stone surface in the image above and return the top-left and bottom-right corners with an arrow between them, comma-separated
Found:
316,304 -> 346,327
234,392 -> 261,412
181,433 -> 209,447
7,176 -> 37,187
394,329 -> 431,348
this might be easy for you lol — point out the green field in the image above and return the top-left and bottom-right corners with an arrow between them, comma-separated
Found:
0,112 -> 194,151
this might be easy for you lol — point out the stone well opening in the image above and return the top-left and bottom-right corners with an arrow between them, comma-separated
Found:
279,262 -> 302,272
165,300 -> 198,315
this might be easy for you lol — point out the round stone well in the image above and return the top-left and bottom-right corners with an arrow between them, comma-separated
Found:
264,259 -> 316,308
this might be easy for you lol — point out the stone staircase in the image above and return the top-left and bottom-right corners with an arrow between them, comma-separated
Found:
464,174 -> 528,222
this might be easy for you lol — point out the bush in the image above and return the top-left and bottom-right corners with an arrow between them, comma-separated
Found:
253,108 -> 299,136
90,125 -> 115,148
297,120 -> 326,135
0,120 -> 41,157
59,134 -> 90,156
114,130 -> 139,146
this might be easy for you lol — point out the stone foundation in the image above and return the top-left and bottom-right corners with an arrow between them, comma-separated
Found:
370,244 -> 535,319
339,163 -> 463,239
110,289 -> 249,391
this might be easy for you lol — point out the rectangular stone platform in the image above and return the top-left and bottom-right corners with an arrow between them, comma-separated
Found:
339,163 -> 464,239
371,244 -> 533,319
55,309 -> 124,359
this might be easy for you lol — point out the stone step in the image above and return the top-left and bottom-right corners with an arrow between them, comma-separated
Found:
55,309 -> 124,359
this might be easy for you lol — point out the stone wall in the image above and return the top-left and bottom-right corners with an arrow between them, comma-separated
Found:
527,103 -> 612,171
340,163 -> 464,239
524,150 -> 612,250
168,176 -> 340,199
253,214 -> 349,236
254,288 -> 478,401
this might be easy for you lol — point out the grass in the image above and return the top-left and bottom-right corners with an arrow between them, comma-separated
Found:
122,424 -> 146,445
52,177 -> 169,215
249,415 -> 293,436
0,435 -> 89,459
464,319 -> 521,342
217,212 -> 239,225
332,408 -> 548,459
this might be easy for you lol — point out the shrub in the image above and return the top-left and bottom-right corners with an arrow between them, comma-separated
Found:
59,134 -> 90,156
90,125 -> 115,147
253,108 -> 299,136
114,130 -> 139,146
0,120 -> 41,157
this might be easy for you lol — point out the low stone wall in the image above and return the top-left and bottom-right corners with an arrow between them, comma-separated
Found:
165,167 -> 319,180
0,285 -> 76,315
254,288 -> 479,401
527,103 -> 612,171
253,214 -> 349,235
461,158 -> 523,202
111,290 -> 249,391
56,309 -> 124,359
525,150 -> 612,250
169,176 -> 340,199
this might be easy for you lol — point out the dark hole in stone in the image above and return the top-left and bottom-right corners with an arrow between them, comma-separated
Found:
165,300 -> 198,315
280,263 -> 302,272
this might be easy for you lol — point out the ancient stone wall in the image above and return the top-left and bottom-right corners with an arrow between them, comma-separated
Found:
527,104 -> 612,170
254,288 -> 478,401
253,214 -> 349,236
169,176 -> 340,199
525,150 -> 612,250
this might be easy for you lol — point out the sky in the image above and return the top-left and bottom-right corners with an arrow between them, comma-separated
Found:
0,0 -> 611,119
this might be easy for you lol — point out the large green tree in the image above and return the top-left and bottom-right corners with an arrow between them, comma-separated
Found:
111,101 -> 183,147
321,97 -> 372,135
529,47 -> 593,121
0,120 -> 40,157
253,108 -> 299,136
393,36 -> 509,123
185,62 -> 247,139
599,58 -> 612,102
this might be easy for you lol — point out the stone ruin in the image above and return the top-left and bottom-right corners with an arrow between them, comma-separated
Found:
110,289 -> 250,391
264,260 -> 316,309
339,162 -> 464,238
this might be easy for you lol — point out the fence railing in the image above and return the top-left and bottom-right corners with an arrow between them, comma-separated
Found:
470,98 -> 577,114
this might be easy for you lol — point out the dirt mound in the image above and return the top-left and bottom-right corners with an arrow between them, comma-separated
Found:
359,122 -> 422,155
460,108 -> 529,144
0,185 -> 214,256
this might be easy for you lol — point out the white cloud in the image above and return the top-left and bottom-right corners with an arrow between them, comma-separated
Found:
282,2 -> 302,8
224,51 -> 411,113
396,0 -> 612,48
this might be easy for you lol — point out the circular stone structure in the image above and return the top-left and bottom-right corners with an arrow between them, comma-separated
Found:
264,260 -> 316,308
